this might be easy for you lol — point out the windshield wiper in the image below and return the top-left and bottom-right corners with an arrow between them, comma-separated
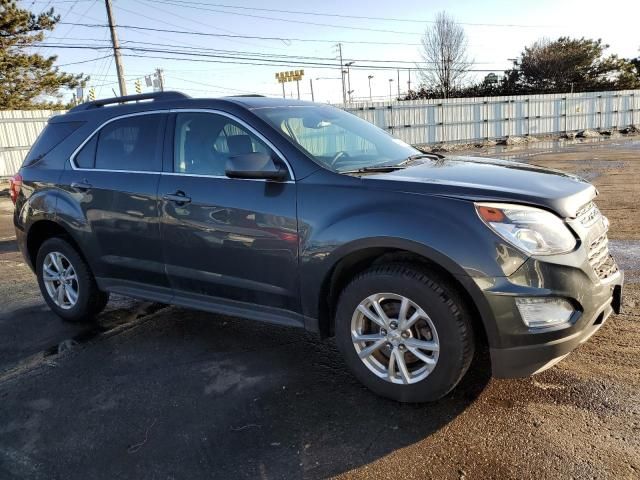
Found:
400,152 -> 445,164
340,152 -> 445,174
340,165 -> 407,174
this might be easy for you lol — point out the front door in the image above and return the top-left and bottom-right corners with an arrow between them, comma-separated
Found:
159,111 -> 299,312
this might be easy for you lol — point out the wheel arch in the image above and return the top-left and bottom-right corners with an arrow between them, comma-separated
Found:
315,238 -> 495,348
26,219 -> 87,271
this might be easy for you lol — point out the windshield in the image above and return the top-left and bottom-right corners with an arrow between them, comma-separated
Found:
252,105 -> 420,172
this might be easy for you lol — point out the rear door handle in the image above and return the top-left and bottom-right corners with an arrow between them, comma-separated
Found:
71,181 -> 92,192
163,192 -> 192,204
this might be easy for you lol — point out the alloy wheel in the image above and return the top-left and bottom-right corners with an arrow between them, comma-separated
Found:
42,251 -> 79,310
351,292 -> 440,384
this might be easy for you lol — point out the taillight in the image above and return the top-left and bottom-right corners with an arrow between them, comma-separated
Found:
9,174 -> 22,205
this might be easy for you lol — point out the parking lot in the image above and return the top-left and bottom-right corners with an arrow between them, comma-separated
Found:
1,138 -> 639,479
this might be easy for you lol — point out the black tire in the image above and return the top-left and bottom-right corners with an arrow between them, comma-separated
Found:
36,237 -> 109,322
335,264 -> 475,403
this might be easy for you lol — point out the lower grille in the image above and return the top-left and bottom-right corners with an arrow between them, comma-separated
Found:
588,232 -> 618,280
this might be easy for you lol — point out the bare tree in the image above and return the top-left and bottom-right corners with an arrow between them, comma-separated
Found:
419,12 -> 472,98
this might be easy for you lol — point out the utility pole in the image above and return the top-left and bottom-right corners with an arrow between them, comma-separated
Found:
397,69 -> 400,98
368,75 -> 374,102
337,43 -> 346,105
155,68 -> 164,92
310,78 -> 314,102
407,68 -> 411,92
388,78 -> 394,102
105,0 -> 127,96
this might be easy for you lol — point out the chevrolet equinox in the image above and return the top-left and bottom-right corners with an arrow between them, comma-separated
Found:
10,92 -> 623,402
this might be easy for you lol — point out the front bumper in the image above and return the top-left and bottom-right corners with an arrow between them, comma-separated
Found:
490,275 -> 622,377
479,255 -> 624,378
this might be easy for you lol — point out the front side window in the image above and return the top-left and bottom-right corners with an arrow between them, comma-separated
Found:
174,112 -> 272,176
253,105 -> 419,172
79,114 -> 164,171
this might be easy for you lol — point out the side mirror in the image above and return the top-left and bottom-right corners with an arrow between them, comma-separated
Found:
225,152 -> 288,181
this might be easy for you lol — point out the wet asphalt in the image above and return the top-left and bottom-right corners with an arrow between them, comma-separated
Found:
0,138 -> 639,479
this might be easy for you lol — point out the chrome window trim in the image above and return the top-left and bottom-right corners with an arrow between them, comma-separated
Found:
160,171 -> 294,184
69,110 -> 168,173
68,108 -> 296,182
168,108 -> 294,180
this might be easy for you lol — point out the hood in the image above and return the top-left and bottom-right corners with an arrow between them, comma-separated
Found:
362,156 -> 596,218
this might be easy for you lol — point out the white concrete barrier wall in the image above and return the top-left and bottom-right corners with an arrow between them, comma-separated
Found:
1,89 -> 639,176
342,89 -> 640,146
0,110 -> 64,177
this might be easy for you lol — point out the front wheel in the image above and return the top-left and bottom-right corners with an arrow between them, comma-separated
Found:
36,237 -> 109,322
335,264 -> 475,402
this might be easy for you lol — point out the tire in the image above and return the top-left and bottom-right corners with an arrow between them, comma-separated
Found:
36,237 -> 109,322
335,264 -> 475,403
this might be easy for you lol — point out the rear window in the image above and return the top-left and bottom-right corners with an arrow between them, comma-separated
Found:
23,121 -> 84,166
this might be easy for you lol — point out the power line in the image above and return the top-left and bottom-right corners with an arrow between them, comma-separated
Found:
121,0 -> 277,51
57,54 -> 112,66
38,43 -> 505,72
146,0 -> 425,35
58,22 -> 424,46
41,39 -> 502,65
160,0 -> 557,28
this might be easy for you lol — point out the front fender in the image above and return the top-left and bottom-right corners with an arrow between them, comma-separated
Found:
297,181 -> 524,345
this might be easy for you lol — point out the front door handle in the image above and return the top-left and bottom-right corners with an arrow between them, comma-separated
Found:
163,192 -> 192,204
71,181 -> 92,192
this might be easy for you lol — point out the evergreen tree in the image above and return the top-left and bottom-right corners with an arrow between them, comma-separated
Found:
0,0 -> 88,109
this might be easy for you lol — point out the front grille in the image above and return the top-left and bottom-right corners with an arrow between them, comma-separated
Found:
576,201 -> 618,280
587,231 -> 618,280
576,201 -> 601,227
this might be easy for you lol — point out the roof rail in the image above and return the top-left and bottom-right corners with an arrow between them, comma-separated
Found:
68,91 -> 190,113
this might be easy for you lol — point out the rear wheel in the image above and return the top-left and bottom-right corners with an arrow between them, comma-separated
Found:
335,264 -> 474,402
36,237 -> 109,322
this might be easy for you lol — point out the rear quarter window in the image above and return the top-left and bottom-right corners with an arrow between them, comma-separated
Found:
23,121 -> 84,166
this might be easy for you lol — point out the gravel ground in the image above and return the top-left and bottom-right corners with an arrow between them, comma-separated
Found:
0,139 -> 638,479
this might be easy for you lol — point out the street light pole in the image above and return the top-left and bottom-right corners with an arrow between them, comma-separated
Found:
368,75 -> 374,102
388,78 -> 394,102
345,61 -> 355,103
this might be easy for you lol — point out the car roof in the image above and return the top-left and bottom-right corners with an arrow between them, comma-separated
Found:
55,92 -> 323,124
223,96 -> 318,109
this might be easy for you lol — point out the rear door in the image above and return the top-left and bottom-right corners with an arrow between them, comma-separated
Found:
158,111 -> 300,313
60,112 -> 169,291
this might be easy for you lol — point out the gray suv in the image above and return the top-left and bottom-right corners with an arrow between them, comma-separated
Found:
10,92 -> 623,402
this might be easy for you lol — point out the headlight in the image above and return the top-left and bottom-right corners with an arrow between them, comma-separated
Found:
475,202 -> 576,255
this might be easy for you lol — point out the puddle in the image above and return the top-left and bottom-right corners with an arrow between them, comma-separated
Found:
468,137 -> 640,162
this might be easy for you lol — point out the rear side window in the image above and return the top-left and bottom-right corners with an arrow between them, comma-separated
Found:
24,121 -> 83,166
75,135 -> 97,169
74,114 -> 163,172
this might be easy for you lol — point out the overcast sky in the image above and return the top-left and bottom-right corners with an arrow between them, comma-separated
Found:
30,0 -> 640,103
